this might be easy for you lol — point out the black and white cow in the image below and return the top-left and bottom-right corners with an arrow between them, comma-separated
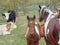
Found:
1,10 -> 17,35
2,10 -> 16,23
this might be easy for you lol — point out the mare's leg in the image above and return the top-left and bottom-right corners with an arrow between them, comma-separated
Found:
44,37 -> 50,45
34,41 -> 39,45
36,42 -> 39,45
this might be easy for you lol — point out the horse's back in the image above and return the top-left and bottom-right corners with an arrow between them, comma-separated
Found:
48,17 -> 60,44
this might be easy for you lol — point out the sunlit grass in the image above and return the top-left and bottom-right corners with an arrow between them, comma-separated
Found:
0,7 -> 46,45
0,15 -> 46,45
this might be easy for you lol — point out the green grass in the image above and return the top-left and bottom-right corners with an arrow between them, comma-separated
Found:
0,4 -> 46,45
0,10 -> 46,45
0,1 -> 59,45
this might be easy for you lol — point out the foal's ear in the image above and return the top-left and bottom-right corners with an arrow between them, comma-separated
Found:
33,15 -> 36,19
39,5 -> 41,9
27,16 -> 29,20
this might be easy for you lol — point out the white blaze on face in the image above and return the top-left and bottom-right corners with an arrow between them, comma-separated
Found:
4,13 -> 10,20
40,6 -> 46,15
30,21 -> 33,23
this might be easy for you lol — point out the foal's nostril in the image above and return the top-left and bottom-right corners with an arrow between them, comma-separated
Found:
2,14 -> 5,16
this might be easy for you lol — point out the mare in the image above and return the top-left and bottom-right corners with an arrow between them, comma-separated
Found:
39,5 -> 60,45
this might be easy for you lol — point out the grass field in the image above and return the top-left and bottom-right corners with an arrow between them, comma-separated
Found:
0,10 -> 46,45
0,1 -> 60,45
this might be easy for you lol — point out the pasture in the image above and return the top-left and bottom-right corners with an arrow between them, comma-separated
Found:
0,0 -> 60,45
0,10 -> 46,45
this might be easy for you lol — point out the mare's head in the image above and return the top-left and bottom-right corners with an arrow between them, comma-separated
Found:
39,5 -> 49,22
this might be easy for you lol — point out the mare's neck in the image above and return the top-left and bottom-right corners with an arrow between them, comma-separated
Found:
44,13 -> 49,22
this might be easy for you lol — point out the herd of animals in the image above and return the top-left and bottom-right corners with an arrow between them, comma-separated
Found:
0,5 -> 60,45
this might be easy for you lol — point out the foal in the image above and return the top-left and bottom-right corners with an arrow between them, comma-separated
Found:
25,16 -> 41,45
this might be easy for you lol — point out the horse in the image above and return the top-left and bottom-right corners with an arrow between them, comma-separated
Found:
39,5 -> 60,45
54,7 -> 60,19
0,22 -> 16,35
25,16 -> 41,45
2,10 -> 16,23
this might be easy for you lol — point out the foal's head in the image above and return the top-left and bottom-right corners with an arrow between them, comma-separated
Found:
27,16 -> 36,27
27,16 -> 36,37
